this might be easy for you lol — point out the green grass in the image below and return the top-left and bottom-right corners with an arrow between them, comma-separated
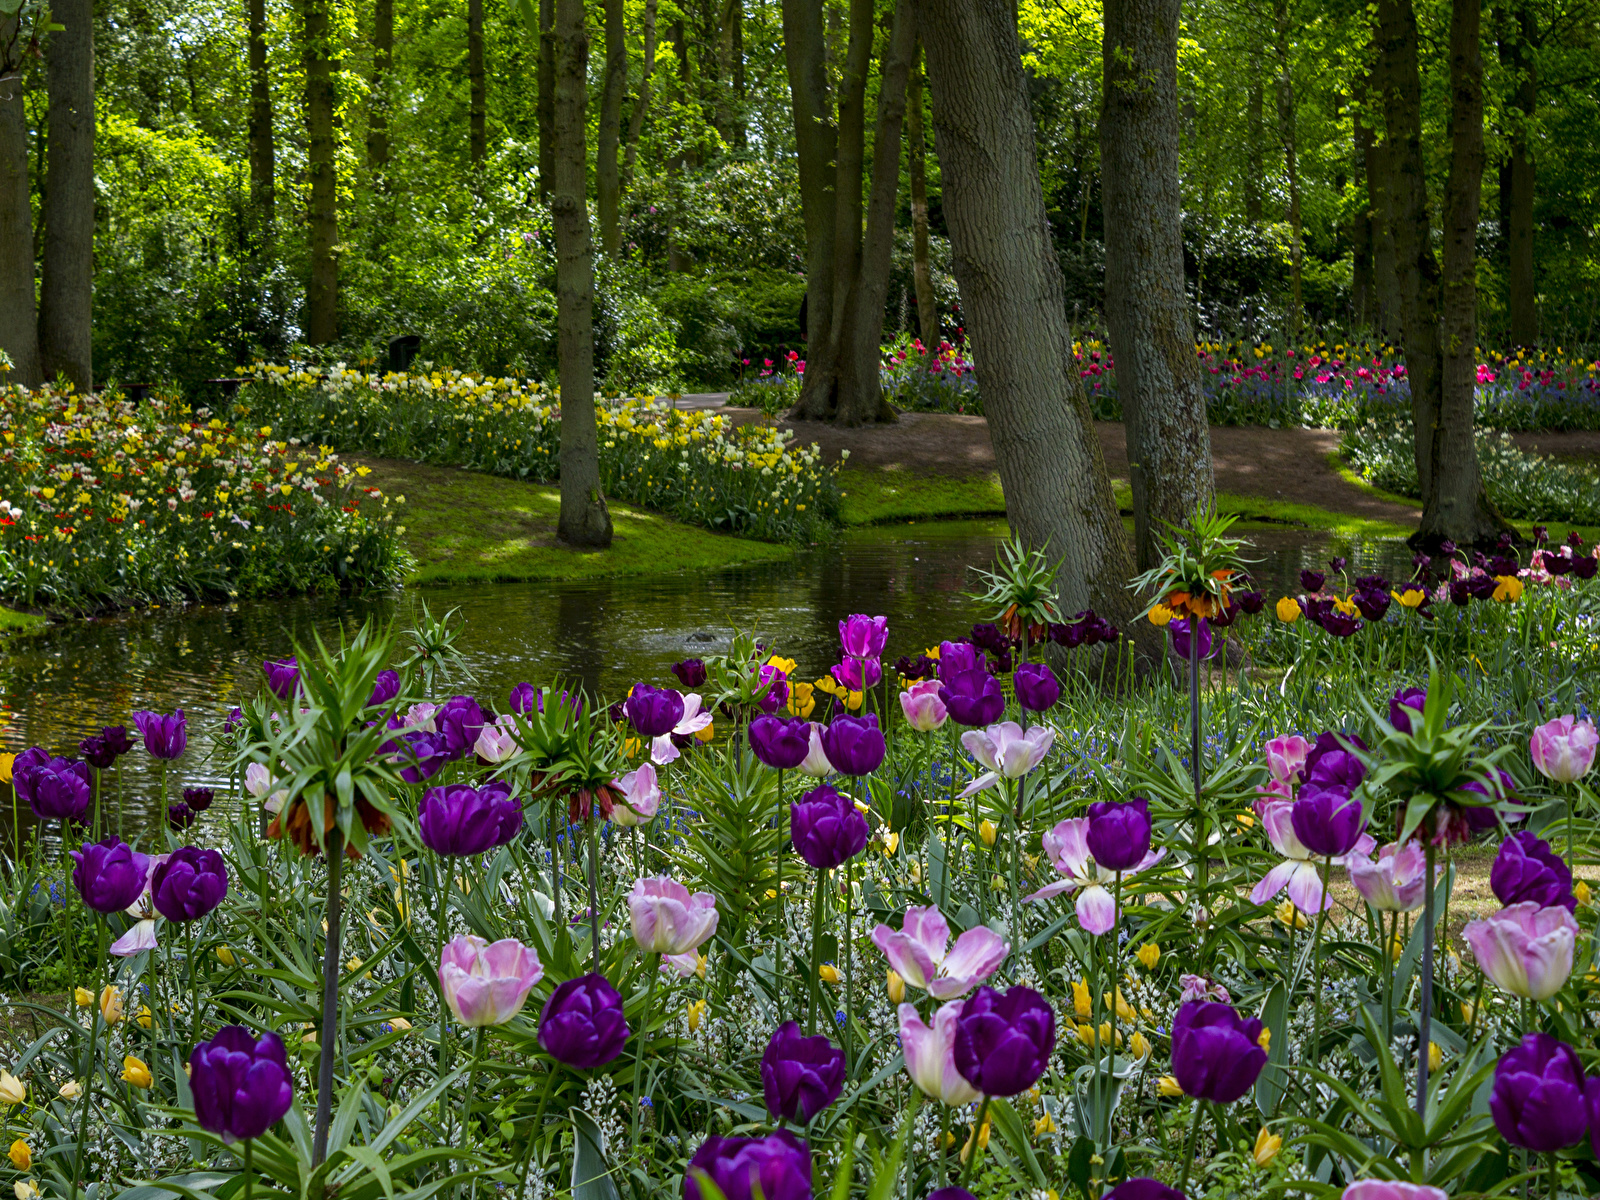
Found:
0,608 -> 46,633
359,458 -> 792,584
838,468 -> 1006,525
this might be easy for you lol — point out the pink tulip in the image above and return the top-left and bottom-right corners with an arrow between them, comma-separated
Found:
629,876 -> 720,956
1348,841 -> 1430,912
796,723 -> 832,778
870,905 -> 1006,1000
957,722 -> 1055,798
1342,1183 -> 1447,1200
650,694 -> 715,765
438,935 -> 544,1026
1529,715 -> 1599,785
1250,798 -> 1373,915
1179,973 -> 1230,1004
1263,734 -> 1312,785
898,680 -> 948,733
897,1000 -> 979,1106
611,763 -> 660,827
1024,817 -> 1165,934
474,716 -> 518,764
1463,902 -> 1577,1001
401,702 -> 439,733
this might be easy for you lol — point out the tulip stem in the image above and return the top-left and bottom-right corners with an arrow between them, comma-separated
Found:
1177,1097 -> 1204,1196
1100,871 -> 1122,1151
1415,836 -> 1436,1120
243,1138 -> 253,1200
775,768 -> 786,1023
69,924 -> 104,1200
312,826 -> 345,1167
587,814 -> 601,974
1311,857 -> 1330,1073
461,1026 -> 485,1178
806,868 -> 826,1036
631,954 -> 659,1149
958,1095 -> 992,1189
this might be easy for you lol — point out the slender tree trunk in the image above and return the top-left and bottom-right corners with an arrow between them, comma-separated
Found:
1273,3 -> 1303,336
39,0 -> 94,391
538,0 -> 555,200
468,0 -> 487,165
1101,0 -> 1215,573
717,0 -> 744,145
304,0 -> 340,345
780,0 -> 837,402
1352,114 -> 1376,325
912,0 -> 1137,627
1503,1 -> 1537,346
597,0 -> 625,254
664,19 -> 693,272
623,0 -> 657,177
251,0 -> 279,226
1417,0 -> 1510,545
0,19 -> 42,386
1244,67 -> 1264,224
1361,61 -> 1402,339
553,0 -> 613,548
907,38 -> 937,348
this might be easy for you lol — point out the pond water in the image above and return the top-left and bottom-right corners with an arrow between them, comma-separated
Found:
0,519 -> 1420,840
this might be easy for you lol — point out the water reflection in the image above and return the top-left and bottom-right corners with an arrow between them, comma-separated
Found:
0,519 -> 1420,839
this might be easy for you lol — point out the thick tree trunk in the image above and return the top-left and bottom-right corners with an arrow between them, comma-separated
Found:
1375,0 -> 1443,504
251,0 -> 279,223
538,0 -> 554,200
724,0 -> 744,145
468,0 -> 487,165
1502,2 -> 1537,346
1101,0 -> 1215,573
553,0 -> 613,548
907,39 -> 937,348
622,0 -> 657,177
597,0 -> 625,254
0,19 -> 42,386
780,0 -> 837,401
1359,79 -> 1402,339
1417,0 -> 1509,545
912,0 -> 1136,625
39,0 -> 94,391
1273,4 -> 1303,335
304,0 -> 340,345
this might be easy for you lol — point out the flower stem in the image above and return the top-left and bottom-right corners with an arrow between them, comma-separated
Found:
69,924 -> 105,1200
587,813 -> 602,974
1415,837 -> 1436,1120
776,768 -> 786,1023
959,1095 -> 993,1188
806,868 -> 826,1036
1177,1097 -> 1205,1196
1311,857 -> 1330,1072
312,826 -> 345,1167
244,1139 -> 253,1200
461,1025 -> 485,1176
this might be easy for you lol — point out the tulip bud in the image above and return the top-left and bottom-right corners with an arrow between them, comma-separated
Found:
1275,596 -> 1301,623
979,820 -> 997,847
1428,1041 -> 1442,1072
687,999 -> 706,1033
886,969 -> 905,1004
1388,931 -> 1405,962
1072,979 -> 1092,1019
1158,1075 -> 1184,1097
1460,1000 -> 1476,1024
217,946 -> 238,967
1576,881 -> 1592,907
58,1080 -> 81,1100
0,1073 -> 24,1106
5,1141 -> 25,1171
121,1056 -> 153,1089
99,987 -> 123,1026
389,1017 -> 413,1031
16,1182 -> 40,1200
136,1005 -> 152,1030
1252,1127 -> 1281,1168
990,873 -> 1006,893
1033,1112 -> 1056,1136
1129,1031 -> 1152,1059
1148,604 -> 1174,627
1135,943 -> 1160,970
960,1119 -> 991,1161
818,963 -> 840,984
73,988 -> 92,1008
1274,900 -> 1309,930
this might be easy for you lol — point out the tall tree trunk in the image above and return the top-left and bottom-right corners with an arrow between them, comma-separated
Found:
664,19 -> 693,272
0,18 -> 42,386
538,0 -> 555,200
468,0 -> 487,165
911,0 -> 1136,627
597,0 -> 625,253
1417,0 -> 1509,545
1375,0 -> 1443,505
1502,1 -> 1537,346
1361,63 -> 1402,339
251,0 -> 278,226
553,0 -> 613,548
907,38 -> 937,348
1244,58 -> 1264,223
1101,0 -> 1215,573
780,0 -> 837,402
623,0 -> 657,177
304,0 -> 340,345
1352,114 -> 1375,325
1273,3 -> 1303,337
717,0 -> 744,145
39,0 -> 94,392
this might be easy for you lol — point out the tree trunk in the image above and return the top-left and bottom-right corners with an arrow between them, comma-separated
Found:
716,0 -> 744,145
0,18 -> 42,387
911,0 -> 1136,626
251,0 -> 279,224
1244,61 -> 1264,223
1101,0 -> 1215,573
538,0 -> 555,200
1352,114 -> 1375,325
907,38 -> 937,348
1502,1 -> 1537,346
553,0 -> 613,548
468,0 -> 487,165
780,0 -> 837,400
596,0 -> 625,253
664,19 -> 693,272
304,0 -> 340,345
623,0 -> 657,177
1416,0 -> 1509,545
39,0 -> 94,392
1273,3 -> 1303,336
1359,74 -> 1402,339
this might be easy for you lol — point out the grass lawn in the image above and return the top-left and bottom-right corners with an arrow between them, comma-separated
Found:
355,457 -> 792,585
0,608 -> 46,633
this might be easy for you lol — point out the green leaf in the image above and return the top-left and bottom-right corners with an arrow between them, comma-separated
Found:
570,1107 -> 622,1200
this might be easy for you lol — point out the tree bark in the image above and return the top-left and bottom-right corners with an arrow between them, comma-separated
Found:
664,19 -> 693,272
907,38 -> 937,348
623,0 -> 657,177
1417,0 -> 1510,545
304,0 -> 340,345
538,0 -> 555,200
1273,2 -> 1303,336
1101,0 -> 1215,573
0,17 -> 42,386
251,0 -> 279,224
597,0 -> 625,254
553,0 -> 613,548
39,0 -> 94,391
1352,114 -> 1375,325
1501,1 -> 1537,346
468,0 -> 487,165
780,0 -> 837,396
912,0 -> 1136,626
1244,68 -> 1264,223
1358,88 -> 1402,339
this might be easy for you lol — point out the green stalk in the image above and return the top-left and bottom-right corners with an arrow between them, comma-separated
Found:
632,953 -> 660,1147
69,923 -> 105,1200
1177,1098 -> 1205,1196
1415,837 -> 1436,1120
1310,857 -> 1330,1072
587,813 -> 602,973
244,1139 -> 253,1200
958,1095 -> 993,1188
806,869 -> 826,1036
461,1026 -> 485,1179
311,826 -> 345,1166
775,768 -> 786,1022
1100,871 -> 1122,1150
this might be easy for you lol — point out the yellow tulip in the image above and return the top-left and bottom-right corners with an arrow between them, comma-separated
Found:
7,1140 -> 27,1171
1158,1075 -> 1184,1098
979,820 -> 997,847
1388,931 -> 1405,962
695,722 -> 715,743
1104,989 -> 1136,1023
1135,943 -> 1160,970
1033,1111 -> 1057,1136
1332,594 -> 1359,617
136,1005 -> 152,1030
15,1180 -> 39,1199
1275,596 -> 1301,623
1275,900 -> 1309,930
121,1057 -> 153,1089
73,987 -> 93,1008
1148,604 -> 1175,627
389,1017 -> 413,1031
687,999 -> 707,1033
1576,881 -> 1592,907
819,963 -> 841,984
99,986 -> 123,1026
886,969 -> 905,1004
960,1119 -> 991,1161
1460,1001 -> 1476,1024
1392,588 -> 1427,609
1428,1042 -> 1442,1072
58,1080 -> 82,1099
1252,1127 -> 1282,1168
0,754 -> 12,784
881,830 -> 900,855
1128,1031 -> 1152,1059
1236,812 -> 1256,830
1493,575 -> 1523,603
0,1072 -> 24,1106
1072,979 -> 1092,1019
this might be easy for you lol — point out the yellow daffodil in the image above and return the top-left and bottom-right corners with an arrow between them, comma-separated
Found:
1033,1112 -> 1057,1136
1275,596 -> 1301,623
886,969 -> 905,1003
73,987 -> 93,1007
1252,1127 -> 1282,1167
1392,587 -> 1427,608
1072,979 -> 1092,1019
1158,1075 -> 1184,1098
1135,943 -> 1160,970
120,1057 -> 152,1089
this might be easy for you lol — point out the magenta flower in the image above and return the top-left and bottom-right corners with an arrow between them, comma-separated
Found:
1490,832 -> 1575,911
897,1000 -> 980,1106
938,669 -> 1004,727
936,640 -> 982,681
951,984 -> 1056,1096
830,657 -> 881,693
1489,1032 -> 1589,1152
1388,686 -> 1426,734
1529,715 -> 1598,784
1170,999 -> 1267,1104
957,722 -> 1054,797
1262,735 -> 1311,786
1340,1185 -> 1446,1200
1463,902 -> 1577,1000
189,1026 -> 293,1143
870,905 -> 1006,1000
838,613 -> 888,660
898,680 -> 948,732
133,709 -> 188,759
1290,784 -> 1367,857
820,714 -> 885,777
1024,816 -> 1165,934
1348,841 -> 1429,912
439,934 -> 545,1026
611,763 -> 660,827
629,876 -> 720,956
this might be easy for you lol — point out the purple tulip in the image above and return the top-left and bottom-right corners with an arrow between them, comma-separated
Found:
1576,553 -> 1598,580
830,657 -> 881,693
9,746 -> 49,805
757,665 -> 790,714
820,714 -> 885,777
839,613 -> 889,660
1490,1033 -> 1588,1152
1300,569 -> 1325,593
1170,1000 -> 1267,1104
750,716 -> 812,770
1389,687 -> 1426,734
537,973 -> 630,1069
1298,731 -> 1367,791
1290,785 -> 1367,858
1490,832 -> 1575,912
951,984 -> 1056,1096
1354,589 -> 1391,622
183,787 -> 215,812
151,846 -> 228,922
261,657 -> 299,701
420,784 -> 523,857
436,695 -> 486,760
683,1130 -> 812,1200
70,837 -> 151,914
168,802 -> 198,830
1013,662 -> 1060,712
133,709 -> 188,760
1085,797 -> 1152,871
189,1026 -> 294,1143
509,682 -> 537,715
1529,715 -> 1598,785
937,640 -> 982,682
397,731 -> 447,784
790,784 -> 868,870
626,684 -> 686,739
79,735 -> 116,770
927,1192 -> 979,1200
1237,590 -> 1265,615
27,757 -> 91,822
223,708 -> 245,736
1167,617 -> 1214,661
938,669 -> 1005,727
367,669 -> 401,708
761,1021 -> 845,1123
101,726 -> 135,757
671,658 -> 709,688
1103,1183 -> 1188,1200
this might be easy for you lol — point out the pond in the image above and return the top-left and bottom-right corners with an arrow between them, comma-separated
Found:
0,519 -> 1420,840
